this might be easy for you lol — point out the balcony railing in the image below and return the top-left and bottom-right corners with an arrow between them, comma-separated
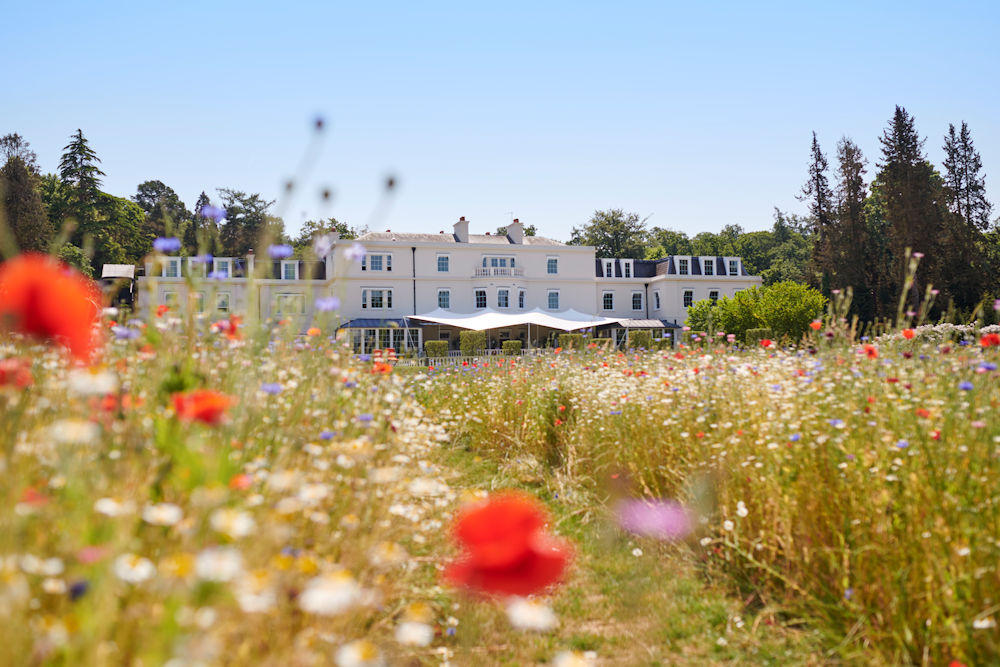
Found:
473,267 -> 525,278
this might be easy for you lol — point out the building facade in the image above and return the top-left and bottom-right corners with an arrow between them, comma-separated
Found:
134,217 -> 761,351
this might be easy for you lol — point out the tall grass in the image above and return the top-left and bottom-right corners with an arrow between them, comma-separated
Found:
421,328 -> 1000,664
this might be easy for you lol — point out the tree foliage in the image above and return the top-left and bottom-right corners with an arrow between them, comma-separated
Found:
496,223 -> 537,237
685,282 -> 825,342
943,121 -> 992,232
1,133 -> 39,173
1,157 -> 52,252
133,180 -> 191,246
569,209 -> 648,258
217,189 -> 278,256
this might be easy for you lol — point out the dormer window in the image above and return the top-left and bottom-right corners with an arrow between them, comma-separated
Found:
729,259 -> 739,276
703,259 -> 713,276
678,258 -> 689,275
214,258 -> 231,278
282,261 -> 298,280
604,260 -> 614,277
163,258 -> 180,278
622,260 -> 633,278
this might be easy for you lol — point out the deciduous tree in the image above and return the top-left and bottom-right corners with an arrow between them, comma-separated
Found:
568,209 -> 648,259
1,157 -> 52,252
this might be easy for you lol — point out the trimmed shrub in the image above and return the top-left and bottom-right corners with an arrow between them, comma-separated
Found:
459,330 -> 486,357
756,281 -> 826,341
502,340 -> 522,355
424,340 -> 449,358
745,328 -> 773,345
627,329 -> 653,349
557,333 -> 584,350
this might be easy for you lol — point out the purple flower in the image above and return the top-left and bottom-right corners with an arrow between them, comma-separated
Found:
319,430 -> 334,440
358,354 -> 371,362
191,253 -> 213,264
268,244 -> 293,259
617,499 -> 693,541
69,580 -> 89,602
789,433 -> 801,442
313,234 -> 336,258
153,237 -> 181,253
356,413 -> 374,423
261,382 -> 283,395
112,326 -> 141,340
344,242 -> 366,262
958,380 -> 974,391
896,440 -> 909,449
315,296 -> 340,312
200,204 -> 226,222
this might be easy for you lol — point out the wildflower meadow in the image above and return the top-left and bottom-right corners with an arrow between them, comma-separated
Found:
1,251 -> 1000,665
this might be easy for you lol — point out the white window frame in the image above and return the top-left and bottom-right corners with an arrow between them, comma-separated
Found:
683,289 -> 694,308
518,289 -> 526,309
623,259 -> 633,278
654,291 -> 661,310
482,255 -> 516,268
604,260 -> 614,278
703,258 -> 714,276
214,258 -> 231,278
678,258 -> 689,275
163,258 -> 180,278
474,288 -> 487,309
546,256 -> 558,275
632,291 -> 643,311
282,260 -> 298,280
216,292 -> 231,313
437,289 -> 450,309
436,254 -> 449,272
729,259 -> 739,276
364,253 -> 392,272
274,293 -> 305,315
602,291 -> 614,311
547,290 -> 560,310
709,289 -> 720,303
497,288 -> 510,309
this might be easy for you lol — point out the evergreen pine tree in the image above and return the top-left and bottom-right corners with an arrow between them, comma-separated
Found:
1,157 -> 53,252
943,121 -> 992,231
831,138 -> 872,320
799,132 -> 834,290
57,129 -> 106,250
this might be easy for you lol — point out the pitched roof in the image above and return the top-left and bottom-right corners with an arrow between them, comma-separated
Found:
356,231 -> 566,246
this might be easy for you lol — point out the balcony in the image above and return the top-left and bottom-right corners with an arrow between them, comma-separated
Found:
474,267 -> 525,278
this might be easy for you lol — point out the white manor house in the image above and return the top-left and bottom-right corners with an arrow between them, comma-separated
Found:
128,217 -> 761,353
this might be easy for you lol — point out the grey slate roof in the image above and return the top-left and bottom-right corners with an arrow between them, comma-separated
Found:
356,232 -> 566,246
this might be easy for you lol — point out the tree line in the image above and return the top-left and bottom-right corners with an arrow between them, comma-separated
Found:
569,106 -> 997,322
0,130 -> 363,276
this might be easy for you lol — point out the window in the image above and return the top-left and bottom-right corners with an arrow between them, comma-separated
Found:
632,291 -> 643,311
654,291 -> 661,310
683,290 -> 694,308
602,291 -> 614,310
364,254 -> 391,272
547,290 -> 560,310
214,258 -> 231,278
439,331 -> 451,341
703,259 -> 713,276
274,293 -> 305,315
475,289 -> 487,309
623,260 -> 633,278
547,257 -> 558,275
362,288 -> 392,310
729,260 -> 739,276
437,255 -> 449,272
709,290 -> 719,303
604,260 -> 614,277
216,292 -> 231,313
497,289 -> 510,308
163,291 -> 179,308
518,289 -> 525,309
282,261 -> 298,280
438,290 -> 450,309
678,259 -> 689,275
163,258 -> 180,278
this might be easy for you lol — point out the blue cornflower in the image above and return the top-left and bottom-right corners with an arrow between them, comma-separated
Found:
315,296 -> 340,312
610,410 -> 622,415
319,430 -> 334,440
153,237 -> 181,253
69,580 -> 89,602
268,244 -> 293,259
980,362 -> 997,372
358,354 -> 371,362
261,382 -> 282,395
896,440 -> 909,449
112,326 -> 141,340
789,433 -> 801,442
958,380 -> 974,391
829,418 -> 845,428
357,413 -> 374,423
200,204 -> 226,222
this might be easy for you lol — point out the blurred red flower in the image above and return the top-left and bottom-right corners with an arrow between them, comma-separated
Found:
172,389 -> 232,425
0,253 -> 101,361
0,357 -> 34,388
981,333 -> 1000,348
444,491 -> 572,596
902,328 -> 915,339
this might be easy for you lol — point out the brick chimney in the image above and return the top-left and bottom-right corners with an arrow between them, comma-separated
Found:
453,216 -> 469,243
507,218 -> 524,244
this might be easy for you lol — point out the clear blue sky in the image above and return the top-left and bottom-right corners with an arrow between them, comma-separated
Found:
4,1 -> 998,242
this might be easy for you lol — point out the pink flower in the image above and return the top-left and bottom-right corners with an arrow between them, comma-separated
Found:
616,499 -> 693,540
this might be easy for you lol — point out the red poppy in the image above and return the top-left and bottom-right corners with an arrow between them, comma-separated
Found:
444,491 -> 572,596
371,361 -> 393,375
0,253 -> 102,362
981,333 -> 1000,348
156,304 -> 169,318
172,389 -> 232,425
902,328 -> 915,340
760,339 -> 773,348
863,344 -> 878,359
0,357 -> 34,388
809,320 -> 822,331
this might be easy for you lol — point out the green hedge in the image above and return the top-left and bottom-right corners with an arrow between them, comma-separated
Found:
744,328 -> 774,345
557,333 -> 584,350
502,340 -> 522,355
424,340 -> 449,358
627,329 -> 653,350
459,330 -> 486,357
